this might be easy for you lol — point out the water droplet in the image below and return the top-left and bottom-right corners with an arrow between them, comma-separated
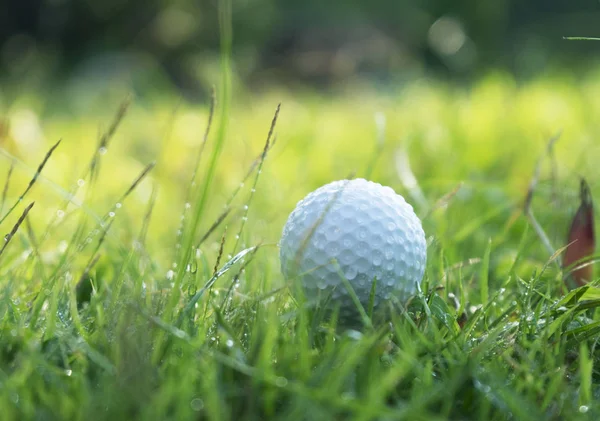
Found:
251,188 -> 256,193
226,339 -> 234,348
98,146 -> 107,155
227,254 -> 232,259
341,392 -> 354,401
65,369 -> 72,376
275,377 -> 288,387
115,203 -> 122,209
190,398 -> 204,411
58,241 -> 68,253
235,235 -> 240,240
243,205 -> 249,210
77,179 -> 85,187
239,182 -> 245,188
242,217 -> 248,221
57,210 -> 65,218
172,263 -> 178,268
195,248 -> 202,258
166,270 -> 174,280
579,406 -> 589,413
185,202 -> 191,209
345,330 -> 363,341
108,211 -> 115,218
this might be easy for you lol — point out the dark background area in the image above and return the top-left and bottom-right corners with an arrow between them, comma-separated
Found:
1,0 -> 600,99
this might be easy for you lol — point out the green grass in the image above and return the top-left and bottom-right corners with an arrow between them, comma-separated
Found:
2,68 -> 600,420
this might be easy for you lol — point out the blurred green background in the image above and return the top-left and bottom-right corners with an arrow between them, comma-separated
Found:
2,0 -> 600,101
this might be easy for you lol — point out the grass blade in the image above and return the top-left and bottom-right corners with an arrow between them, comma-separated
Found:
0,161 -> 14,215
563,37 -> 600,41
480,239 -> 491,306
231,103 -> 280,255
0,139 -> 60,225
0,201 -> 34,261
89,96 -> 132,183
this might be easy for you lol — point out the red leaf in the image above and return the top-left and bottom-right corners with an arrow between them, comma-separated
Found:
563,179 -> 595,287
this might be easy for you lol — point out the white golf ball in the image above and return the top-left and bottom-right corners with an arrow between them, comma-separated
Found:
279,178 -> 426,323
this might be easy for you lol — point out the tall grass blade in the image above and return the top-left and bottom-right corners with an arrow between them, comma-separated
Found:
0,139 -> 60,225
89,96 -> 132,183
231,103 -> 280,254
480,239 -> 491,306
167,0 -> 232,323
0,161 -> 13,215
0,201 -> 34,260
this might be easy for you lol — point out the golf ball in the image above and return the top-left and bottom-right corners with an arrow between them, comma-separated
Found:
279,178 -> 426,322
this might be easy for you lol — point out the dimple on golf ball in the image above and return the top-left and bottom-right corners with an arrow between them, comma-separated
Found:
279,178 -> 427,322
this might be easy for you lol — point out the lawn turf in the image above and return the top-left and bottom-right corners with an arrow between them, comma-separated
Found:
1,71 -> 600,420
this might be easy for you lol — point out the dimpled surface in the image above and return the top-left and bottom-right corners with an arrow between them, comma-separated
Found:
280,178 -> 427,322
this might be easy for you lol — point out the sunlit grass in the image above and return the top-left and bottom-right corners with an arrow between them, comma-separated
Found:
1,68 -> 600,419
